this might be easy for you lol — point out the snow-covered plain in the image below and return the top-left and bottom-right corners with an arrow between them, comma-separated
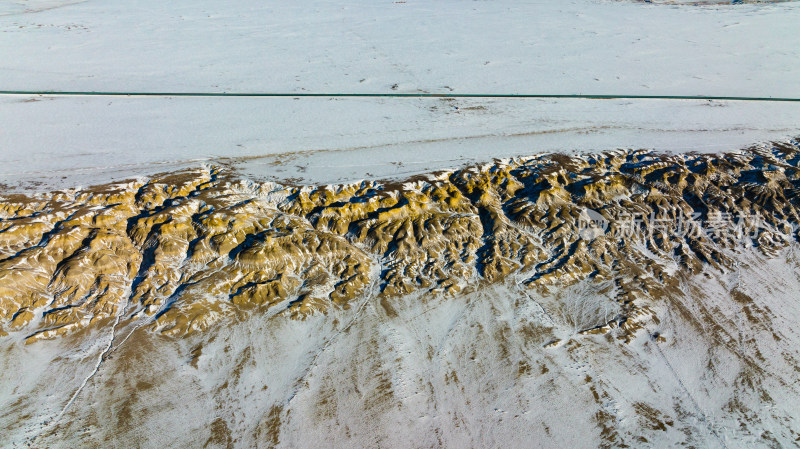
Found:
2,95 -> 800,191
3,0 -> 799,95
1,0 -> 800,190
2,1 -> 800,447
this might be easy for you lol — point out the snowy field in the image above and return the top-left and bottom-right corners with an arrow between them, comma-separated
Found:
2,96 -> 800,191
1,0 -> 799,191
4,2 -> 800,447
2,0 -> 800,189
3,0 -> 799,95
5,250 -> 800,448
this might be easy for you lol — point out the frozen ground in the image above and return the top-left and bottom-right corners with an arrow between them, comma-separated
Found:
1,0 -> 800,191
3,0 -> 799,95
4,250 -> 800,448
2,95 -> 800,191
3,1 -> 800,447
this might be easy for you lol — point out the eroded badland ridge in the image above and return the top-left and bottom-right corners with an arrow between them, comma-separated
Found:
3,140 -> 800,448
1,139 -> 799,342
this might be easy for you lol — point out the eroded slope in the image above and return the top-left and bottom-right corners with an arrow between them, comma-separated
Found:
1,140 -> 800,343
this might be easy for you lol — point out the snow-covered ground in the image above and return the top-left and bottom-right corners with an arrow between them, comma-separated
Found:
3,0 -> 799,95
3,2 -> 800,447
1,0 -> 800,190
5,250 -> 800,448
2,95 -> 800,191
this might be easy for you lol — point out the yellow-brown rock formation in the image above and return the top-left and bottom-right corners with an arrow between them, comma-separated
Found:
1,139 -> 799,342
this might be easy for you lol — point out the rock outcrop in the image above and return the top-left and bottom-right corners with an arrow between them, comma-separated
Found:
1,139 -> 799,342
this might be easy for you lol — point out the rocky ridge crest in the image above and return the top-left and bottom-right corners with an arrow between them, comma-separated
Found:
1,139 -> 798,342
